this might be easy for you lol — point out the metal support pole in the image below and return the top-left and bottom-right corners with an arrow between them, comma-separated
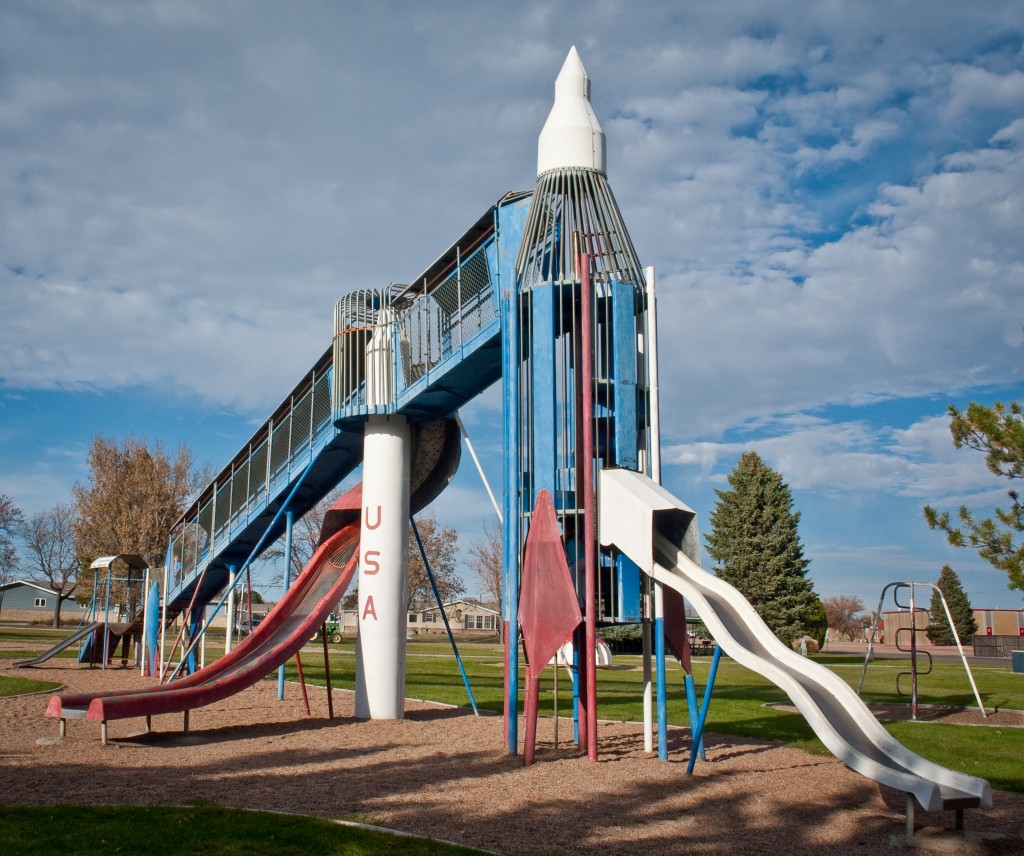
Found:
910,583 -> 918,721
655,581 -> 668,760
686,644 -> 723,774
579,252 -> 598,762
684,673 -> 705,760
502,267 -> 522,754
224,566 -> 236,654
645,265 -> 665,758
160,563 -> 169,680
102,565 -> 112,669
139,566 -> 150,677
455,412 -> 502,524
321,623 -> 334,720
411,516 -> 479,714
277,510 -> 294,701
642,575 -> 653,752
199,606 -> 207,669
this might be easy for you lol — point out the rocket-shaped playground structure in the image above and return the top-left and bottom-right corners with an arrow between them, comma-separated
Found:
43,47 -> 990,826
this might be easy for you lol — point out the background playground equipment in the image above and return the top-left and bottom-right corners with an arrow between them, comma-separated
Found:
43,46 -> 992,834
859,581 -> 986,720
15,554 -> 150,670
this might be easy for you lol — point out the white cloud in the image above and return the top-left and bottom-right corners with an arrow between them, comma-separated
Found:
665,411 -> 1009,505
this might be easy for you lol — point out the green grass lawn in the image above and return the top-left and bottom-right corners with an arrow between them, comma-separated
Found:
0,805 -> 489,856
286,636 -> 1024,792
0,675 -> 62,697
3,628 -> 1021,853
6,625 -> 1021,793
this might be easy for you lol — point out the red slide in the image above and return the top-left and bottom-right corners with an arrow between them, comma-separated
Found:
46,522 -> 359,731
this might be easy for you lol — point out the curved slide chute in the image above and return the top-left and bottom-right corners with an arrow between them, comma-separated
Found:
46,522 -> 359,730
45,414 -> 462,737
13,621 -> 103,669
599,468 -> 991,813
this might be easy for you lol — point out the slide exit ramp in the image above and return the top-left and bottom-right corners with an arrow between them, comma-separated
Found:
598,467 -> 991,814
12,621 -> 103,669
164,190 -> 531,616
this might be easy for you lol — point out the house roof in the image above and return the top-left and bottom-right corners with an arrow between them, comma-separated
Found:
0,580 -> 58,595
435,599 -> 501,615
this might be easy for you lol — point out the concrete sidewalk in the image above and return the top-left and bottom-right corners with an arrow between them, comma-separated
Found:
823,639 -> 1009,666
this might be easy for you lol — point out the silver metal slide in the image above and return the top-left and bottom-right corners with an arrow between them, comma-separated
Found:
598,467 -> 991,813
13,621 -> 103,669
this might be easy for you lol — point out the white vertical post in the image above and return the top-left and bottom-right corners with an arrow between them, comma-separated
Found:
159,564 -> 168,681
224,567 -> 236,654
277,510 -> 294,700
644,265 -> 662,754
355,414 -> 412,719
199,606 -> 207,669
139,567 -> 150,677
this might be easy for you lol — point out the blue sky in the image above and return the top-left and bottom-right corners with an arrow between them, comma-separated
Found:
1,1 -> 1023,612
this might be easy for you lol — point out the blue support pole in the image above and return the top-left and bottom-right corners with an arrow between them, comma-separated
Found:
277,509 -> 294,700
655,613 -> 668,760
500,238 -> 522,755
410,516 -> 478,715
686,645 -> 723,775
684,673 -> 706,760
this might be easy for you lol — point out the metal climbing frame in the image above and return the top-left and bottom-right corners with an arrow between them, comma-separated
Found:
859,581 -> 986,719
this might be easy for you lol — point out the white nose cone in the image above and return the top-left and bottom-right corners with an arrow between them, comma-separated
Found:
537,46 -> 606,176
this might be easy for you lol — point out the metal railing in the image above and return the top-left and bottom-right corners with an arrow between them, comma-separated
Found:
333,242 -> 498,417
168,362 -> 335,590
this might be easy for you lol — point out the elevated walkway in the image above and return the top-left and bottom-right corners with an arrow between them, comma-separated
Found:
164,190 -> 531,616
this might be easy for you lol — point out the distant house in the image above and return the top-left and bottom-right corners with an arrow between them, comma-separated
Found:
411,599 -> 500,635
0,580 -> 86,623
882,607 -> 1024,643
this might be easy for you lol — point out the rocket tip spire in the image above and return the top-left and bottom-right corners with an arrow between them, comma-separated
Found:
537,46 -> 606,176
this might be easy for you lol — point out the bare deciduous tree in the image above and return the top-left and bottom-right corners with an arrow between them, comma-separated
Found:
72,435 -> 208,576
263,488 -> 346,590
467,519 -> 502,612
822,594 -> 865,641
20,502 -> 79,627
407,512 -> 463,612
0,493 -> 24,616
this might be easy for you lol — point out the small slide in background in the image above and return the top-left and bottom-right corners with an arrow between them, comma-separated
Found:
46,522 -> 359,731
599,468 -> 991,813
13,621 -> 103,669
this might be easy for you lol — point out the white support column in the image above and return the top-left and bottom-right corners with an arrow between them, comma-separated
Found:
354,414 -> 411,719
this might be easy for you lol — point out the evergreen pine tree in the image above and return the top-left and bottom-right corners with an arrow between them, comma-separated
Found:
926,565 -> 978,645
705,450 -> 818,645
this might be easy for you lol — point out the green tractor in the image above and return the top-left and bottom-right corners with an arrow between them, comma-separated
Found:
309,613 -> 343,644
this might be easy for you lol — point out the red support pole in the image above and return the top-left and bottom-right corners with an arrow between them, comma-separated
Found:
295,652 -> 311,717
523,675 -> 540,766
321,623 -> 334,720
579,251 -> 598,762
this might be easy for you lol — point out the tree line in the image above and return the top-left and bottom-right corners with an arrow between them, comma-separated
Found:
1,435 -> 476,629
2,387 -> 1019,639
